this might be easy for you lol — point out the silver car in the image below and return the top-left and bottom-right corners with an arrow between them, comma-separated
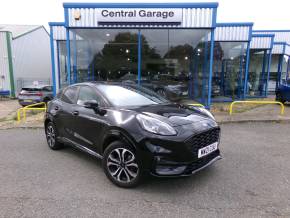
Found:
18,85 -> 53,106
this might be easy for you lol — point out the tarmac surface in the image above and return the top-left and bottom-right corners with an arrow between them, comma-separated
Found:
0,122 -> 290,217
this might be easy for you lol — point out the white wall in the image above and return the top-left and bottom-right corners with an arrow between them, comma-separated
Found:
12,27 -> 52,92
0,32 -> 11,91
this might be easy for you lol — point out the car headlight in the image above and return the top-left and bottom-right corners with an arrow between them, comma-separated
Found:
197,107 -> 215,120
136,114 -> 177,136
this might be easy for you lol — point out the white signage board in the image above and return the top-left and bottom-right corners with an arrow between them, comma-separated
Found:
96,8 -> 182,23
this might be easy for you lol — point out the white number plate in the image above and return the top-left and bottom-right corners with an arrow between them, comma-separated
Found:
198,142 -> 218,158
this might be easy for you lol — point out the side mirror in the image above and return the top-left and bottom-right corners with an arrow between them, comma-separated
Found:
84,100 -> 107,115
84,100 -> 99,109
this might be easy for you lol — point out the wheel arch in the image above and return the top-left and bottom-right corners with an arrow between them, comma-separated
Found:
101,129 -> 137,154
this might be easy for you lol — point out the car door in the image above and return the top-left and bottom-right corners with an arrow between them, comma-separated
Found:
71,85 -> 108,154
54,86 -> 79,139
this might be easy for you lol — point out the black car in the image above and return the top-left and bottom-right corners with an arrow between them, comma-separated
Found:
44,82 -> 221,188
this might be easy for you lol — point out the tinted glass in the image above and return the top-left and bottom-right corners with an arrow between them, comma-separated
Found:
57,41 -> 68,89
97,84 -> 169,107
69,29 -> 139,83
212,41 -> 247,100
139,29 -> 211,105
77,86 -> 102,106
247,49 -> 270,97
43,86 -> 52,92
61,86 -> 78,104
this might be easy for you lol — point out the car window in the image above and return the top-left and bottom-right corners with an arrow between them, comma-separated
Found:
77,86 -> 103,106
43,86 -> 52,92
97,84 -> 169,107
61,86 -> 78,104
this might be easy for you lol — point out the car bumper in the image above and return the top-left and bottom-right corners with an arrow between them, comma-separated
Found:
150,149 -> 221,177
18,99 -> 42,106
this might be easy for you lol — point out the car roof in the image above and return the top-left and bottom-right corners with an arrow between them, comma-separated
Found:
22,85 -> 51,89
72,81 -> 133,87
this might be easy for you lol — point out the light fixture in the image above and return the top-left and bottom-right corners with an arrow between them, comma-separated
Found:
127,58 -> 130,61
184,56 -> 188,60
197,48 -> 201,52
126,49 -> 130,53
106,33 -> 110,37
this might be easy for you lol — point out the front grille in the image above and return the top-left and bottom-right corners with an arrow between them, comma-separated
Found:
185,127 -> 220,154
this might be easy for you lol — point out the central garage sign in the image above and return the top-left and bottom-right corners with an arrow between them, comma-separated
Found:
96,8 -> 182,23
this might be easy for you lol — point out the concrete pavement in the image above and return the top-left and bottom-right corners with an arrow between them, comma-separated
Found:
0,123 -> 290,217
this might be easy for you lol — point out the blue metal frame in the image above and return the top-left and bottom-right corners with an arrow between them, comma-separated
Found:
137,30 -> 142,86
63,2 -> 219,9
265,36 -> 275,96
216,22 -> 254,27
213,22 -> 253,100
72,32 -> 77,83
65,28 -> 71,85
56,41 -> 61,89
245,33 -> 274,97
49,2 -> 220,108
207,28 -> 215,108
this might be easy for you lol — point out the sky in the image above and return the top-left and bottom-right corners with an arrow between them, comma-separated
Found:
0,0 -> 290,30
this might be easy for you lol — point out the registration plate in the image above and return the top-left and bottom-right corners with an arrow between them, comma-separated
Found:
198,142 -> 218,158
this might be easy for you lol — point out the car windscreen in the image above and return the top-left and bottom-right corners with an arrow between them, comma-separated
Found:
97,84 -> 169,107
21,88 -> 41,92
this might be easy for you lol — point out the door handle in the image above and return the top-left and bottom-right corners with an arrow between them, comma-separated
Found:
72,111 -> 79,116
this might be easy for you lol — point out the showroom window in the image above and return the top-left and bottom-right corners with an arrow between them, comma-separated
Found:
139,29 -> 211,104
212,42 -> 247,101
67,28 -> 212,105
69,29 -> 139,84
57,41 -> 68,88
247,49 -> 270,97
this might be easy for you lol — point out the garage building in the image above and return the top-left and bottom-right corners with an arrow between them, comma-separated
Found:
49,2 -> 219,108
254,30 -> 290,93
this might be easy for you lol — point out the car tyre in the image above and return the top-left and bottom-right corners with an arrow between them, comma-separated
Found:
156,89 -> 166,97
276,93 -> 286,104
45,122 -> 63,150
103,141 -> 143,188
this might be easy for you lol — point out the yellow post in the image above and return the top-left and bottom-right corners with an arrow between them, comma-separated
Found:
17,102 -> 47,122
17,108 -> 22,122
229,101 -> 285,115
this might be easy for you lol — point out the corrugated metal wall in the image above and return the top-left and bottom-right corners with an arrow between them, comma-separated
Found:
0,32 -> 11,91
256,31 -> 290,44
272,44 -> 285,55
215,25 -> 251,41
250,36 -> 273,49
67,8 -> 214,28
12,27 -> 52,93
52,25 -> 66,40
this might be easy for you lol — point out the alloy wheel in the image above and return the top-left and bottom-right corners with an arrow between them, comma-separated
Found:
46,125 -> 55,148
107,148 -> 139,183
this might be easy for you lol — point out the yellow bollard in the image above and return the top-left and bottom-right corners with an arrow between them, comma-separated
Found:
229,101 -> 285,115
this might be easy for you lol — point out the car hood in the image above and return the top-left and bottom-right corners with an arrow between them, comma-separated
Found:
130,104 -> 216,127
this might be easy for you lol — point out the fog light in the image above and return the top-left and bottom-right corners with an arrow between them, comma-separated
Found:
146,143 -> 171,154
155,165 -> 186,176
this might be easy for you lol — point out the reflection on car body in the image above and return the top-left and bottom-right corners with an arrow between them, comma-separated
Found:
44,82 -> 221,188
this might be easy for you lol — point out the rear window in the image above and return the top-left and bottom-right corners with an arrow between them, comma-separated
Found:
21,88 -> 41,92
42,86 -> 52,92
